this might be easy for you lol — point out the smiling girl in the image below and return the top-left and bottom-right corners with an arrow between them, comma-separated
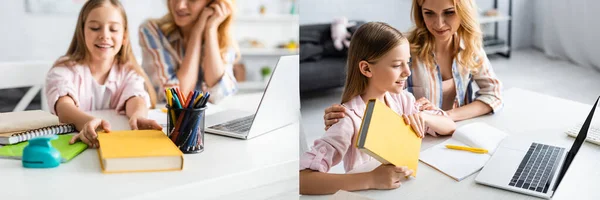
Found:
45,0 -> 161,148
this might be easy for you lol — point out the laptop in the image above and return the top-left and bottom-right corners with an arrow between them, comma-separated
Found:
204,55 -> 300,139
475,96 -> 599,199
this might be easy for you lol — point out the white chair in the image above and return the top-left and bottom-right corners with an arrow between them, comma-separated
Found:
0,61 -> 53,112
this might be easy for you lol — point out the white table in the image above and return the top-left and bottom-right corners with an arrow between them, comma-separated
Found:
301,88 -> 600,200
0,93 -> 299,200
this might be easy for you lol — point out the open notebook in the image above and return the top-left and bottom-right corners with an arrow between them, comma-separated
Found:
0,110 -> 76,144
419,122 -> 508,181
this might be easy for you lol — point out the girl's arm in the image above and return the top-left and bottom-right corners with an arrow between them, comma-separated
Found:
300,170 -> 372,195
55,96 -> 96,130
55,96 -> 110,148
125,96 -> 148,119
300,165 -> 413,195
123,96 -> 162,131
421,112 -> 456,135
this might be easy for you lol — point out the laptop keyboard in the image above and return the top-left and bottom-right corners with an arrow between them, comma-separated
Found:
508,143 -> 564,193
208,115 -> 255,134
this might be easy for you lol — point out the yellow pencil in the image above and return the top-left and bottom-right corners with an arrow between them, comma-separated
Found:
193,93 -> 203,108
165,89 -> 177,126
165,88 -> 172,106
445,144 -> 488,154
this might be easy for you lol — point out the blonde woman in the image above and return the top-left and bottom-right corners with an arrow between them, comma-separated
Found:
139,0 -> 239,104
323,0 -> 502,129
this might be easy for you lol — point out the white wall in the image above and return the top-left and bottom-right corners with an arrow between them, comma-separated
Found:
0,0 -> 167,62
0,0 -> 297,82
299,0 -> 413,32
299,0 -> 533,50
531,0 -> 600,70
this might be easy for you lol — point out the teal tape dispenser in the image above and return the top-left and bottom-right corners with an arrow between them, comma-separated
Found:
22,135 -> 61,168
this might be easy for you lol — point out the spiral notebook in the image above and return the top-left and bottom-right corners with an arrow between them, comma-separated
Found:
0,110 -> 77,145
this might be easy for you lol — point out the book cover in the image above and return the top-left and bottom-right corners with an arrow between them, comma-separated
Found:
97,130 -> 184,173
356,99 -> 422,177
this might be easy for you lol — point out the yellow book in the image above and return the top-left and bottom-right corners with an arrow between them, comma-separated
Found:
355,99 -> 422,177
97,130 -> 184,173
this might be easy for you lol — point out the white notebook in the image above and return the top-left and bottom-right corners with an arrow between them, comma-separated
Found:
0,110 -> 76,144
419,122 -> 508,181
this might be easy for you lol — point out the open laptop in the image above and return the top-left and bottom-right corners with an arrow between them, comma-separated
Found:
475,96 -> 599,199
204,55 -> 299,139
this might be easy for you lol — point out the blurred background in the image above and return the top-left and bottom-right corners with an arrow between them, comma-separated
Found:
299,0 -> 600,173
0,0 -> 298,112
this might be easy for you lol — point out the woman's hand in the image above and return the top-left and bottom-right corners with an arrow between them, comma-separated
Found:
416,97 -> 437,111
323,104 -> 346,131
368,164 -> 413,190
69,118 -> 111,148
193,4 -> 214,33
205,0 -> 232,30
129,116 -> 163,131
403,113 -> 426,138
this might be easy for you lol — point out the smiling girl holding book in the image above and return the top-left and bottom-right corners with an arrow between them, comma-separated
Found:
299,22 -> 456,195
45,0 -> 162,148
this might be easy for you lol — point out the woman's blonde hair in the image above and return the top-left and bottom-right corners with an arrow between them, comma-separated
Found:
55,0 -> 157,108
408,0 -> 483,72
155,0 -> 239,63
341,22 -> 407,104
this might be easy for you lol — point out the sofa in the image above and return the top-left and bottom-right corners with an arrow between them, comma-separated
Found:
299,20 -> 365,93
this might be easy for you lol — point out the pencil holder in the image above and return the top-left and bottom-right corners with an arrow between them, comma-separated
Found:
166,105 -> 206,154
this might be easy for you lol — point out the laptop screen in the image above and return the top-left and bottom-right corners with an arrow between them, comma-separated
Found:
554,96 -> 599,191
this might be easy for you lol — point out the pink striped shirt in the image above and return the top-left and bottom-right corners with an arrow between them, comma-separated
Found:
45,58 -> 151,115
300,91 -> 446,173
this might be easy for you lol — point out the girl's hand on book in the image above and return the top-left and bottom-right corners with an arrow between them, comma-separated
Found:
129,116 -> 163,131
323,104 -> 346,131
403,113 -> 425,138
70,118 -> 111,148
368,164 -> 413,190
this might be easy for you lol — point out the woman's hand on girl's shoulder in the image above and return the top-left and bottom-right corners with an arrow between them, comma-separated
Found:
69,118 -> 111,148
323,104 -> 346,131
368,164 -> 413,190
